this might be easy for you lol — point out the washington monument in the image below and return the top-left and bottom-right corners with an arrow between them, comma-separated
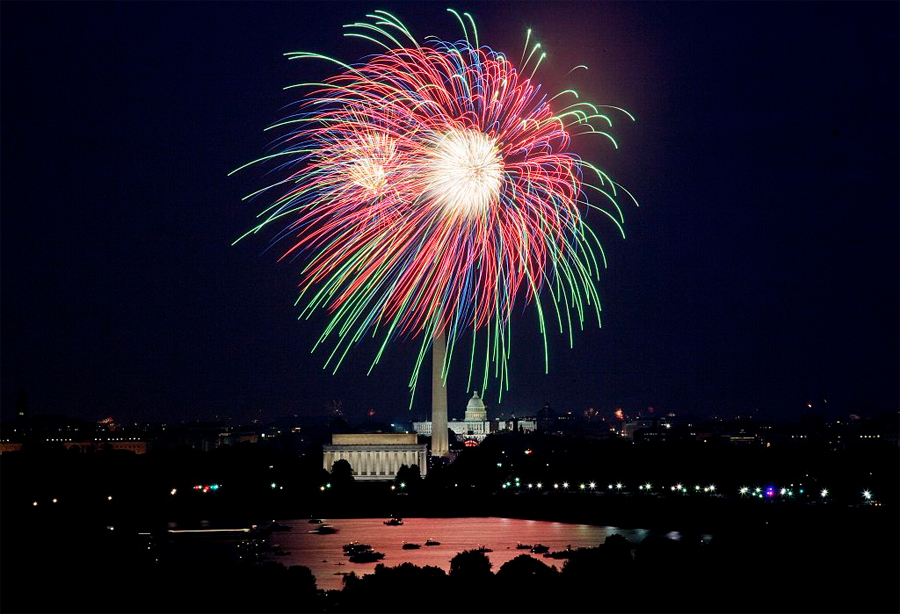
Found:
431,333 -> 449,457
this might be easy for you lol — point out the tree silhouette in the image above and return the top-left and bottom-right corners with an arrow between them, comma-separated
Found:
330,458 -> 354,489
449,548 -> 493,583
337,563 -> 449,612
496,554 -> 560,612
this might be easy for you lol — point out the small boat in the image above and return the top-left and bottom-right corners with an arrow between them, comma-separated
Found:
168,524 -> 256,540
308,518 -> 323,524
310,524 -> 337,534
516,542 -> 532,549
343,548 -> 371,556
383,517 -> 403,526
343,541 -> 373,553
530,544 -> 549,554
475,545 -> 492,553
348,550 -> 385,563
402,542 -> 421,549
424,539 -> 441,546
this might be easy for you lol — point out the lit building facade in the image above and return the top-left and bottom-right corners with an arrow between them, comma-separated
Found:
0,439 -> 148,455
414,391 -> 497,444
322,433 -> 428,481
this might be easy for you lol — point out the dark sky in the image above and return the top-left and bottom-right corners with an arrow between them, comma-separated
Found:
2,1 -> 897,426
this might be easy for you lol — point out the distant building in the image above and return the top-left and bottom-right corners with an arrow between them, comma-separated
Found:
621,419 -> 656,439
148,422 -> 260,452
414,391 -> 496,445
322,433 -> 427,481
493,416 -> 537,434
536,402 -> 558,432
0,439 -> 148,455
73,439 -> 149,454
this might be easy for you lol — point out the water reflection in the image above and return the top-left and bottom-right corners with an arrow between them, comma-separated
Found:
262,517 -> 713,591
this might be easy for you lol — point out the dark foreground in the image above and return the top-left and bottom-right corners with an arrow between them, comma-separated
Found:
1,440 -> 898,613
2,491 -> 897,614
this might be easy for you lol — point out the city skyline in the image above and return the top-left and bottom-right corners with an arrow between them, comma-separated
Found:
2,2 -> 897,426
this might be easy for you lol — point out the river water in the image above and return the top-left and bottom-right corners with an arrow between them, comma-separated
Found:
261,517 -> 713,591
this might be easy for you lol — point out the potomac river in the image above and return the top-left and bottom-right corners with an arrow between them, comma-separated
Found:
260,517 -> 712,591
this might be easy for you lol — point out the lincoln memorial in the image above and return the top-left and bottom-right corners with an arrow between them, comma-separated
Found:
322,433 -> 428,481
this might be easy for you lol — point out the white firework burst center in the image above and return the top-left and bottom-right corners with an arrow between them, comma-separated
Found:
426,128 -> 503,217
349,157 -> 387,194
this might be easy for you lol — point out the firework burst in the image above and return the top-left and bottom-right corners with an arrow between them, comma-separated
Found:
233,9 -> 637,404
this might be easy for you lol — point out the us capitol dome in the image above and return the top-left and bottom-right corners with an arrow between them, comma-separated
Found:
465,391 -> 487,422
413,391 -> 535,447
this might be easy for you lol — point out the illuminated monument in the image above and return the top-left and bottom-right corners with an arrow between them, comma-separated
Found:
431,334 -> 449,458
322,433 -> 428,481
414,390 -> 494,445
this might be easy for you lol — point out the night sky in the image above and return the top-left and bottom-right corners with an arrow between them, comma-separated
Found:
2,1 -> 897,426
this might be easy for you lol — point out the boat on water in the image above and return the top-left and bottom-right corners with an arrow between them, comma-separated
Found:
530,544 -> 549,554
475,545 -> 493,553
308,518 -> 323,524
424,539 -> 441,546
310,524 -> 337,534
348,550 -> 386,563
167,524 -> 256,540
515,542 -> 532,549
402,542 -> 421,550
342,541 -> 373,553
383,517 -> 403,526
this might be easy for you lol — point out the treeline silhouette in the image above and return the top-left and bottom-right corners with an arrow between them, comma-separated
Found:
3,524 -> 897,613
